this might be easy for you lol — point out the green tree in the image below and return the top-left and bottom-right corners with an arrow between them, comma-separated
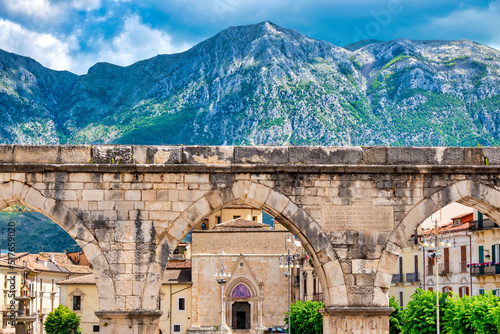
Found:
389,296 -> 403,334
285,300 -> 323,334
44,305 -> 82,334
402,289 -> 449,334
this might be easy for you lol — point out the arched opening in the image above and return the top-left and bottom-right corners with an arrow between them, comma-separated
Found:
0,181 -> 106,334
384,180 -> 500,307
153,181 -> 343,333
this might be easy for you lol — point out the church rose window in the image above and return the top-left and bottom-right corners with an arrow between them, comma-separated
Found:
232,284 -> 251,298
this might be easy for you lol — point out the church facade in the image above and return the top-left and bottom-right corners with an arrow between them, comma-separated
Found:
188,219 -> 294,333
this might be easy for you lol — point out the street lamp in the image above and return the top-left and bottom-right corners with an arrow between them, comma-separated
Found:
214,250 -> 231,334
422,216 -> 452,334
279,234 -> 300,334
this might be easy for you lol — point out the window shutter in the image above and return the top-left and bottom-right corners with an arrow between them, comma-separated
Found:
493,245 -> 497,263
480,289 -> 485,295
466,287 -> 469,296
479,246 -> 484,262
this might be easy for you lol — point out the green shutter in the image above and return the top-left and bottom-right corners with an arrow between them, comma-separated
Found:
479,246 -> 484,262
480,289 -> 485,295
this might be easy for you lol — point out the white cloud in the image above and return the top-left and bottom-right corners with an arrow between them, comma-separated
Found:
0,18 -> 73,71
94,15 -> 191,68
70,0 -> 101,11
1,0 -> 63,27
410,2 -> 500,48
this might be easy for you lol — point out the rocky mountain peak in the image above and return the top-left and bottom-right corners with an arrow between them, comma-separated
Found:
0,23 -> 500,147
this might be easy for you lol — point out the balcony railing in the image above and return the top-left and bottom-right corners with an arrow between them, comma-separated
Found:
471,219 -> 498,231
438,263 -> 451,275
406,239 -> 419,247
170,254 -> 185,261
406,272 -> 419,282
313,293 -> 323,302
392,274 -> 404,283
470,265 -> 500,276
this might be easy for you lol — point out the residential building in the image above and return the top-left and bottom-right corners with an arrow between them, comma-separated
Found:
0,252 -> 92,334
390,212 -> 477,307
58,266 -> 192,334
469,210 -> 500,295
0,259 -> 29,334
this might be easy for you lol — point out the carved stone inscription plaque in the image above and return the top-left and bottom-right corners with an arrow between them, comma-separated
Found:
322,202 -> 394,231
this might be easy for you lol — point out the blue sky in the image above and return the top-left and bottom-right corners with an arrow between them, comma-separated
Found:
0,0 -> 499,74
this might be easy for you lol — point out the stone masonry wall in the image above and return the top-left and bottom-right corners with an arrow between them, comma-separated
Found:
2,145 -> 500,317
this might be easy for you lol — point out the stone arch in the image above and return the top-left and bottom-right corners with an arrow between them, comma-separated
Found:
391,180 -> 500,247
374,180 -> 500,306
0,180 -> 113,309
152,180 -> 347,307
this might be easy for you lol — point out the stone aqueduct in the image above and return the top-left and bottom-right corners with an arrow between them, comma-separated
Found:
2,145 -> 500,333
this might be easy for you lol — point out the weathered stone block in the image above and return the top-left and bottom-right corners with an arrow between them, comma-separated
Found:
145,146 -> 182,164
362,147 -> 387,165
464,147 -> 484,165
83,189 -> 104,201
288,147 -> 363,164
0,145 -> 14,163
264,190 -> 290,215
14,145 -> 59,164
388,147 -> 439,165
234,146 -> 288,164
59,145 -> 91,164
92,145 -> 133,164
182,146 -> 233,164
352,259 -> 379,274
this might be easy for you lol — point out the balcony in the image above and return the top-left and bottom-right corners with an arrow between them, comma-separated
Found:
392,274 -> 404,283
170,254 -> 185,261
312,293 -> 323,302
470,265 -> 500,276
438,263 -> 451,275
471,219 -> 498,231
406,273 -> 419,282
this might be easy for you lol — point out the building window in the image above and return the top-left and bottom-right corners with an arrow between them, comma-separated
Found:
73,296 -> 81,311
173,324 -> 181,333
201,223 -> 207,230
216,216 -> 221,224
92,325 -> 100,333
399,291 -> 403,307
459,286 -> 469,297
178,297 -> 186,311
233,215 -> 241,219
479,289 -> 485,295
252,216 -> 257,221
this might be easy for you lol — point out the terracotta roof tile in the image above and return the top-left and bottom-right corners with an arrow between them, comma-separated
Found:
167,260 -> 191,269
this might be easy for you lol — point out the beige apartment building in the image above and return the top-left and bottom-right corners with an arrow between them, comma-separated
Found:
58,267 -> 192,334
390,212 -> 477,307
469,210 -> 500,295
0,251 -> 92,334
0,259 -> 28,334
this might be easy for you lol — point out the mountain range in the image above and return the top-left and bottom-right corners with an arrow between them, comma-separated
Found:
1,21 -> 500,146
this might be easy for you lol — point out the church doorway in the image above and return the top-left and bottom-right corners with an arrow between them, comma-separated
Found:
232,302 -> 251,329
